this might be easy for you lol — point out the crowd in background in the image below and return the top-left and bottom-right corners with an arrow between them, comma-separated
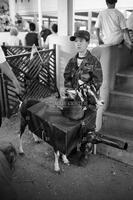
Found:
0,3 -> 133,48
1,18 -> 58,49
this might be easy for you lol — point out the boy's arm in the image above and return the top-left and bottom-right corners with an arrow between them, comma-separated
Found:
64,60 -> 73,88
92,58 -> 103,91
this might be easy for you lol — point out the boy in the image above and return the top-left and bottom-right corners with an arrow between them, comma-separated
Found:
64,30 -> 103,159
64,30 -> 103,111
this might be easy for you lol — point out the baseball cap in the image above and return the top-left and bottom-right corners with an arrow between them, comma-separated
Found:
70,30 -> 90,42
106,0 -> 117,4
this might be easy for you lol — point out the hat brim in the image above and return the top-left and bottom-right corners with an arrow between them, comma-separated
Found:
70,36 -> 76,41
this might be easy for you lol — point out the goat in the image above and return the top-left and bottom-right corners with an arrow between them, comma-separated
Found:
19,99 -> 70,173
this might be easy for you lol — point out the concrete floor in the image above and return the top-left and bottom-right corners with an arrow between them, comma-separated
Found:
1,115 -> 133,200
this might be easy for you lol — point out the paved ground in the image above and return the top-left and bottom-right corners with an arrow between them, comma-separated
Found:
0,114 -> 133,200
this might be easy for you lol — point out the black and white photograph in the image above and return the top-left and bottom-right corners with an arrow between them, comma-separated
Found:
0,0 -> 133,200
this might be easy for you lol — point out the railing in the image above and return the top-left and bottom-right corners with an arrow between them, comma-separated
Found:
1,44 -> 42,56
0,46 -> 57,118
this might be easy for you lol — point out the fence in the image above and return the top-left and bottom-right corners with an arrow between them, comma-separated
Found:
1,44 -> 42,56
0,46 -> 57,118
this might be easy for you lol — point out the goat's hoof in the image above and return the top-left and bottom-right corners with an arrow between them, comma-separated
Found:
54,166 -> 61,174
19,152 -> 25,156
64,161 -> 70,166
54,170 -> 61,175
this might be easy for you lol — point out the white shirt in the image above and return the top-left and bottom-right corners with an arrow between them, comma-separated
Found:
127,12 -> 133,30
0,46 -> 6,64
95,8 -> 127,45
7,36 -> 20,46
45,33 -> 58,49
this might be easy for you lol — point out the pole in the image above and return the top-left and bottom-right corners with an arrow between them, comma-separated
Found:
38,0 -> 42,33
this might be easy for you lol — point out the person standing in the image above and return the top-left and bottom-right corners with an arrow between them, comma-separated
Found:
95,0 -> 133,50
25,22 -> 39,46
7,27 -> 22,46
44,24 -> 58,49
40,26 -> 52,43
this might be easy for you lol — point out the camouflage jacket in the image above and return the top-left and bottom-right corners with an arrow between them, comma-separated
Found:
64,50 -> 103,91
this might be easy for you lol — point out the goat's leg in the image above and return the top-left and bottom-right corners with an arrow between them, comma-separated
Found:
19,135 -> 24,155
62,154 -> 70,165
28,114 -> 42,143
54,150 -> 60,172
19,116 -> 27,155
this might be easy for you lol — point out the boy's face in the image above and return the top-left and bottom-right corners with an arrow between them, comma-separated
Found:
74,37 -> 89,53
